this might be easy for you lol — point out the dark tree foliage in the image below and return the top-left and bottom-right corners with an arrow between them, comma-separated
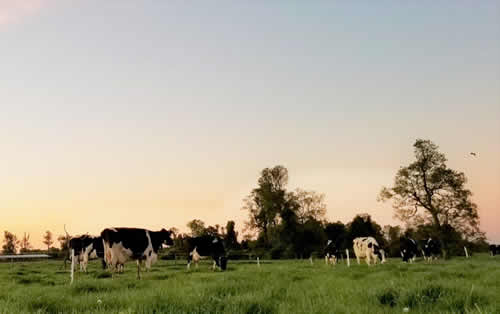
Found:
187,219 -> 206,237
324,221 -> 347,249
242,165 -> 290,246
224,221 -> 239,250
383,225 -> 402,257
379,139 -> 483,258
2,231 -> 19,254
58,234 -> 70,251
346,214 -> 385,248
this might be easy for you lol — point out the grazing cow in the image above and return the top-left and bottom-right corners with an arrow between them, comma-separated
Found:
324,240 -> 342,265
186,235 -> 227,271
490,245 -> 498,256
101,228 -> 174,279
422,238 -> 441,262
399,237 -> 418,263
352,237 -> 386,265
68,235 -> 106,272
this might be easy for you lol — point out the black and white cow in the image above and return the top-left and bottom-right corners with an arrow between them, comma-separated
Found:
101,228 -> 174,279
68,235 -> 106,272
400,237 -> 418,263
353,237 -> 386,265
422,238 -> 441,261
324,240 -> 342,265
490,245 -> 499,256
186,235 -> 227,271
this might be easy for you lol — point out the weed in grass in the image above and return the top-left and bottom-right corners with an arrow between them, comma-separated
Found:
377,288 -> 399,307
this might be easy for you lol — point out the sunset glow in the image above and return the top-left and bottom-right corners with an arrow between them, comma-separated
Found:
1,1 -> 499,248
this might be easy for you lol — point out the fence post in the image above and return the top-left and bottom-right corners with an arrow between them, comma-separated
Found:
346,249 -> 350,267
70,249 -> 75,284
257,257 -> 260,267
309,256 -> 313,265
464,247 -> 469,259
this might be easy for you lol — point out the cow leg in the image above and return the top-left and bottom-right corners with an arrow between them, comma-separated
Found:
136,260 -> 141,280
356,256 -> 361,265
213,260 -> 216,270
325,255 -> 328,265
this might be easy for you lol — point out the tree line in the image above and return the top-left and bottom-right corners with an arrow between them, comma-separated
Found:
2,139 -> 491,259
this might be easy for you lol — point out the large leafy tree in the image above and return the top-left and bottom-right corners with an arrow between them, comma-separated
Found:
290,188 -> 327,224
242,165 -> 289,245
379,139 -> 482,257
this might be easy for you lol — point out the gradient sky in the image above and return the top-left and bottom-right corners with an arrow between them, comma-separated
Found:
1,1 -> 499,248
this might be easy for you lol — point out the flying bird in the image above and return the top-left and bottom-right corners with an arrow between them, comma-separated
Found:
470,152 -> 477,157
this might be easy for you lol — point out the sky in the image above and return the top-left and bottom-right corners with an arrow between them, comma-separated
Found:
1,1 -> 499,248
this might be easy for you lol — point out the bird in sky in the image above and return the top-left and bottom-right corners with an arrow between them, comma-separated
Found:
470,152 -> 477,157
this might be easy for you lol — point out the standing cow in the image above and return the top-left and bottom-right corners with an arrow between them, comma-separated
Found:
68,235 -> 106,272
353,237 -> 386,265
101,228 -> 173,279
186,235 -> 227,271
324,240 -> 342,265
422,238 -> 441,262
400,237 -> 418,263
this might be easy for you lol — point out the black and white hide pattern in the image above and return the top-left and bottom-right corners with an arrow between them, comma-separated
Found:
324,240 -> 342,265
422,238 -> 441,262
186,235 -> 227,271
399,237 -> 418,263
68,235 -> 106,272
101,228 -> 174,279
352,237 -> 386,265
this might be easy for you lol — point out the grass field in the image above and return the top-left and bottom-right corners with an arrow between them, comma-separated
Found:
0,255 -> 498,314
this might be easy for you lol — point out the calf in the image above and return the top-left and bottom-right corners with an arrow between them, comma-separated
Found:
422,238 -> 441,262
400,237 -> 418,263
101,228 -> 173,279
324,240 -> 342,265
68,235 -> 105,272
352,237 -> 385,265
186,235 -> 227,271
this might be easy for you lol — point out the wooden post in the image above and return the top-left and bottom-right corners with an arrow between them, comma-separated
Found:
309,256 -> 313,265
70,249 -> 75,284
257,257 -> 260,267
464,247 -> 469,259
346,249 -> 350,267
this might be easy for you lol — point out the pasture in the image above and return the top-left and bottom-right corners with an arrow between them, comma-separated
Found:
0,255 -> 498,314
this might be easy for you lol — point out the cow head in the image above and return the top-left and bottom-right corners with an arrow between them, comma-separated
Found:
373,244 -> 386,263
159,229 -> 174,246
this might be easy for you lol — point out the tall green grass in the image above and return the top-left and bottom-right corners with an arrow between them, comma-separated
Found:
0,255 -> 498,313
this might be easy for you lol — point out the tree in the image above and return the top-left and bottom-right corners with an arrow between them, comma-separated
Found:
379,139 -> 483,257
187,219 -> 206,237
242,165 -> 289,246
224,220 -> 239,250
383,225 -> 402,257
324,221 -> 347,249
58,234 -> 70,251
291,188 -> 327,223
19,233 -> 33,253
2,231 -> 19,254
346,214 -> 385,247
43,231 -> 54,252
